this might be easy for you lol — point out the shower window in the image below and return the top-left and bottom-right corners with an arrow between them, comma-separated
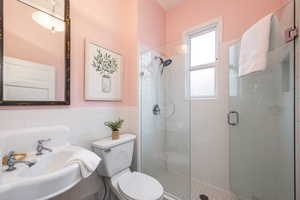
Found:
186,22 -> 219,99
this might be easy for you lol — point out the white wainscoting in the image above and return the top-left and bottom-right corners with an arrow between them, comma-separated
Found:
0,106 -> 138,200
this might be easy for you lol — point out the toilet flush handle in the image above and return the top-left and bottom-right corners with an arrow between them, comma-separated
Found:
104,149 -> 111,153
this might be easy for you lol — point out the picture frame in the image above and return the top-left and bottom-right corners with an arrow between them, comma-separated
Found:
84,40 -> 123,101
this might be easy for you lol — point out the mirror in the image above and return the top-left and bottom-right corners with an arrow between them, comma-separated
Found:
0,0 -> 70,105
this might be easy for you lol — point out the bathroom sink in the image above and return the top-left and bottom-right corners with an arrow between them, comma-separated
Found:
0,146 -> 88,200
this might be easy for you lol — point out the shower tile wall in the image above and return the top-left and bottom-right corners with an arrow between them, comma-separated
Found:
140,48 -> 167,174
163,55 -> 189,175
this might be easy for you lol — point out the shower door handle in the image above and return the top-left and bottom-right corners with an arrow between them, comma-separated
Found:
227,111 -> 239,126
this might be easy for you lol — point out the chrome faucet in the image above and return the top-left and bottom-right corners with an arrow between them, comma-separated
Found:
6,151 -> 35,172
36,139 -> 52,155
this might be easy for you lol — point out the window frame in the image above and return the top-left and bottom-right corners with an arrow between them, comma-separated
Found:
185,20 -> 220,100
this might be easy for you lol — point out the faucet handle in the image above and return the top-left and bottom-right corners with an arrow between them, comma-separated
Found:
7,151 -> 15,158
3,151 -> 16,165
36,139 -> 52,156
38,138 -> 51,144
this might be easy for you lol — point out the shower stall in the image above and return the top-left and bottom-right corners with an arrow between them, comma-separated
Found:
139,1 -> 296,200
140,42 -> 191,199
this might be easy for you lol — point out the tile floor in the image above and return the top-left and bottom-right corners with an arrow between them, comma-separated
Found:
156,168 -> 237,200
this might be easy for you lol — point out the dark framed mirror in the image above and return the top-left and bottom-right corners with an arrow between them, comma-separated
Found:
0,0 -> 70,106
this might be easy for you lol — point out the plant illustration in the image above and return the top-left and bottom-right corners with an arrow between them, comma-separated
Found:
92,49 -> 119,75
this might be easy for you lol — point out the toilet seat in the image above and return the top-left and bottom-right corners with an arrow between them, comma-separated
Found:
117,172 -> 164,200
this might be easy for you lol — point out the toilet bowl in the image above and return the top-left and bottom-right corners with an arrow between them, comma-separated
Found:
92,134 -> 164,200
110,169 -> 164,200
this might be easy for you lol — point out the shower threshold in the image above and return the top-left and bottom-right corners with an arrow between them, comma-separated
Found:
164,191 -> 184,200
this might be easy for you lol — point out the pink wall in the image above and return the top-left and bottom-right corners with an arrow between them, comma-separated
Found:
165,0 -> 289,43
121,0 -> 139,107
138,0 -> 166,49
1,0 -> 138,109
1,0 -> 289,109
70,0 -> 138,107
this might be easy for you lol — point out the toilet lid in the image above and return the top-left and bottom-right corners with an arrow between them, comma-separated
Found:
118,172 -> 164,200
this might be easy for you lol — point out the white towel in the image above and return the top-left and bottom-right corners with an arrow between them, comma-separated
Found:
65,145 -> 101,178
239,13 -> 273,76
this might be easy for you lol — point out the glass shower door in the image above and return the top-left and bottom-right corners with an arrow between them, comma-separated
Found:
228,2 -> 295,200
140,43 -> 191,200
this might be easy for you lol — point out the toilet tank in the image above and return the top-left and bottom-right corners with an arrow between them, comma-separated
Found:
92,134 -> 136,177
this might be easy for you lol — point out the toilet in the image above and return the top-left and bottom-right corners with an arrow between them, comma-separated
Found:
92,134 -> 164,200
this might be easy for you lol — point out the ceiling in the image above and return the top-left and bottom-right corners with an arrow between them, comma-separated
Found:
156,0 -> 184,10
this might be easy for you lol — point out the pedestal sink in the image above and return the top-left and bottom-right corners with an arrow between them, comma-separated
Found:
0,126 -> 101,200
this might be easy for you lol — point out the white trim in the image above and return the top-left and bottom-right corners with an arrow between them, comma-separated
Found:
137,44 -> 146,172
191,62 -> 216,70
184,18 -> 223,100
295,0 -> 300,199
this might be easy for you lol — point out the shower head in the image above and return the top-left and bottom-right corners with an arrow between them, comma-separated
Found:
162,59 -> 172,67
155,56 -> 173,75
155,56 -> 172,66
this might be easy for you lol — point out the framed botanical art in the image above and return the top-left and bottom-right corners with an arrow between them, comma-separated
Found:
85,40 -> 123,101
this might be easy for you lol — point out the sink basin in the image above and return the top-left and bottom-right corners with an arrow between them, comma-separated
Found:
19,151 -> 75,178
0,146 -> 92,200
